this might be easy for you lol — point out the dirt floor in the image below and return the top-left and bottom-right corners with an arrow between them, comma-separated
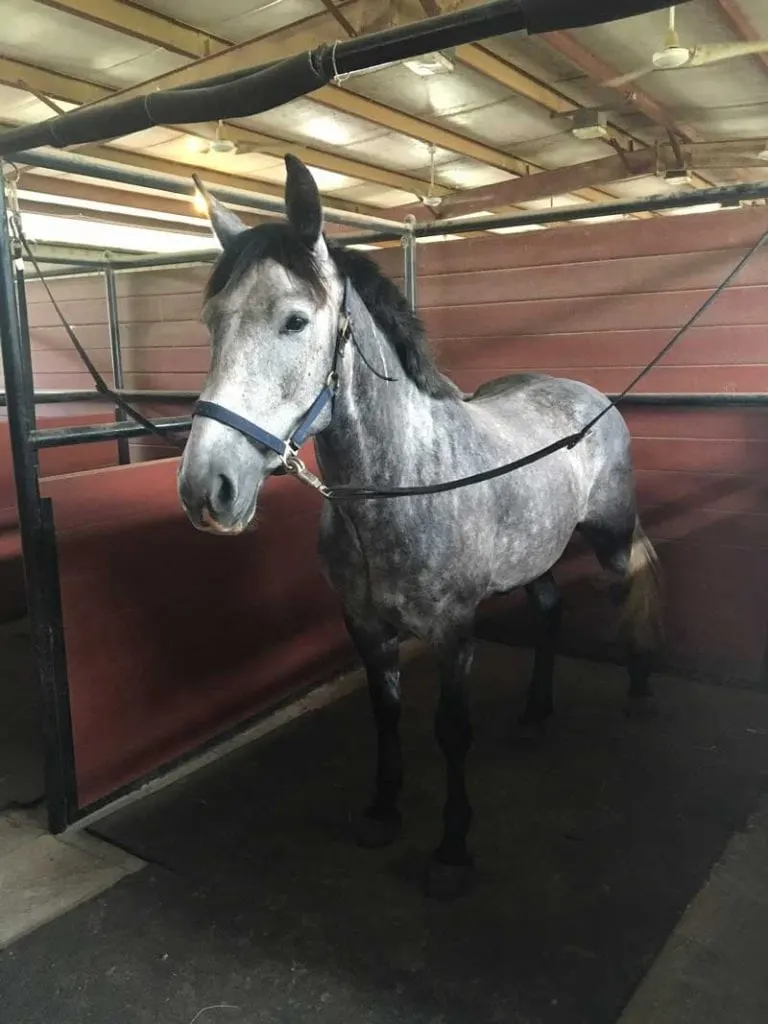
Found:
1,641 -> 768,1023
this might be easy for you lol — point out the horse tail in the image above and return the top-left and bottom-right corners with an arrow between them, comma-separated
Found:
620,518 -> 663,653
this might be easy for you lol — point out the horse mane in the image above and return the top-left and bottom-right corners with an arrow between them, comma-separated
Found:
204,223 -> 460,400
328,243 -> 459,400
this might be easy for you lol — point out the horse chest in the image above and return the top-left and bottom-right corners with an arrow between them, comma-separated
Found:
319,501 -> 491,633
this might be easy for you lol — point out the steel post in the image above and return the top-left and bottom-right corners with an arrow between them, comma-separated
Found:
104,266 -> 130,464
401,216 -> 417,311
0,168 -> 76,832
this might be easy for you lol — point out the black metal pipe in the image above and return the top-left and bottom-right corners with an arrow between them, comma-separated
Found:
402,223 -> 417,311
341,180 -> 768,246
0,0 -> 686,156
13,240 -> 36,410
32,416 -> 192,449
111,250 -> 218,271
23,254 -> 118,267
0,389 -> 198,406
612,393 -> 768,407
104,267 -> 130,465
0,172 -> 77,833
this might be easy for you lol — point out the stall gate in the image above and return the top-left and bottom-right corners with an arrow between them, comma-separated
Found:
8,204 -> 768,821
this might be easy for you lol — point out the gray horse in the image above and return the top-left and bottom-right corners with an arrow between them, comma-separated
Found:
178,155 -> 662,899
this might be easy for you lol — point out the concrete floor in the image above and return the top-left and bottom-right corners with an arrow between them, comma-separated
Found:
1,642 -> 767,1023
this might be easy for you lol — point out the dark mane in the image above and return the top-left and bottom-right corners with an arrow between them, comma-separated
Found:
328,243 -> 459,400
204,223 -> 459,400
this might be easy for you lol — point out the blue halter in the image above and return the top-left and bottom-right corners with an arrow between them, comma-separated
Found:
192,281 -> 353,494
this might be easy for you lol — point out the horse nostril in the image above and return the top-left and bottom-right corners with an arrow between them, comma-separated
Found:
211,472 -> 236,515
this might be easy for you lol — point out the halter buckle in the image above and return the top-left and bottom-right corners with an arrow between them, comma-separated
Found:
281,447 -> 331,499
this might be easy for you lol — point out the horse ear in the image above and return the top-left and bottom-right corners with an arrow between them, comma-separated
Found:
284,153 -> 323,248
192,173 -> 247,249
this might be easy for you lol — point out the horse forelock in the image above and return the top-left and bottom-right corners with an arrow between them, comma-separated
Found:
203,222 -> 327,306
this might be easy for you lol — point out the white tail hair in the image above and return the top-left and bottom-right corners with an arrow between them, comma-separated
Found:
620,519 -> 663,652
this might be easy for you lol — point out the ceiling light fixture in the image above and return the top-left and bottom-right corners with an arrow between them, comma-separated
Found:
661,165 -> 693,187
569,109 -> 609,141
402,50 -> 455,77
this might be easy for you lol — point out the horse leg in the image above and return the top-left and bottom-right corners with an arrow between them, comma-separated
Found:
581,518 -> 662,718
344,614 -> 403,849
516,572 -> 562,738
425,628 -> 475,901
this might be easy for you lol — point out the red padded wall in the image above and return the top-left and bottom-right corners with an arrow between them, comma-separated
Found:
42,455 -> 355,808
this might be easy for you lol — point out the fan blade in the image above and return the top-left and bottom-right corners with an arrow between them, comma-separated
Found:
688,41 -> 768,67
603,65 -> 655,87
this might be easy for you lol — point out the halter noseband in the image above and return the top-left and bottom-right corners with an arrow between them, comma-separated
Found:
192,280 -> 353,497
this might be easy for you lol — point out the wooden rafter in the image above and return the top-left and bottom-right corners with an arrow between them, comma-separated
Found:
417,150 -> 658,217
17,172 -> 262,228
713,0 -> 768,74
32,0 -> 229,59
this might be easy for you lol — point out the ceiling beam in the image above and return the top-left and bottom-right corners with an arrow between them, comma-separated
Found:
0,56 -> 440,200
395,135 -> 768,219
17,172 -> 263,227
15,170 -> 369,240
425,150 -> 658,217
18,196 -> 218,236
31,0 -> 230,58
712,0 -> 768,74
0,55 -> 101,105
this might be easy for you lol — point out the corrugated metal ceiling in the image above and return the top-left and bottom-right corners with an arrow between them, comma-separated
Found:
0,0 -> 764,231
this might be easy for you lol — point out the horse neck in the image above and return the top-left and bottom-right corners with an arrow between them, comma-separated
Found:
315,294 -> 462,486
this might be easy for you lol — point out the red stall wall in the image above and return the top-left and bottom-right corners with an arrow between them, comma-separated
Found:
374,206 -> 768,684
42,454 -> 355,809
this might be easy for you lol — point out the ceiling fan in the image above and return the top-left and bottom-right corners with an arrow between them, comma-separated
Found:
418,143 -> 443,210
194,120 -> 272,157
605,5 -> 768,88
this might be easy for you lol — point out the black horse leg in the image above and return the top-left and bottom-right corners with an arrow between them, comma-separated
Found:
345,614 -> 403,849
518,572 -> 562,734
426,630 -> 475,900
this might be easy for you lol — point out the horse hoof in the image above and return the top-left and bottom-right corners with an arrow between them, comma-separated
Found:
424,859 -> 473,901
353,810 -> 401,849
625,694 -> 659,720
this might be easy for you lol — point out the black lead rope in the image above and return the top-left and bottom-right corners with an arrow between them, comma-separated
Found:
327,225 -> 768,502
16,214 -> 768,502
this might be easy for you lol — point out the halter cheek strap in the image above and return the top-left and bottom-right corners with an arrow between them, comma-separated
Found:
191,280 -> 353,494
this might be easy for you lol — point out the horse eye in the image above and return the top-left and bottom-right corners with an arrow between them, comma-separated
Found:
283,314 -> 308,334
